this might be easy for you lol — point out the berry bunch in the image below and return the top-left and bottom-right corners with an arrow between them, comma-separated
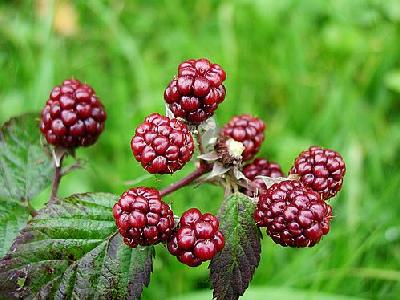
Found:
131,113 -> 194,174
254,180 -> 332,247
167,208 -> 224,267
39,58 -> 346,277
113,187 -> 175,247
164,58 -> 226,124
40,79 -> 106,148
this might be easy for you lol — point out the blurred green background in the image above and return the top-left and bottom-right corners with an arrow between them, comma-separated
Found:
1,0 -> 400,299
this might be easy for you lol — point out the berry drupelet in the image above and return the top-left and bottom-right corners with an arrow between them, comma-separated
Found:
242,158 -> 284,196
131,113 -> 195,174
167,208 -> 225,267
113,187 -> 175,248
221,114 -> 265,162
164,58 -> 226,124
290,146 -> 346,200
39,79 -> 106,148
254,180 -> 332,248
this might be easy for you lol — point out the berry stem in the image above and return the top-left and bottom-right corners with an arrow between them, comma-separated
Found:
160,162 -> 212,197
49,155 -> 64,203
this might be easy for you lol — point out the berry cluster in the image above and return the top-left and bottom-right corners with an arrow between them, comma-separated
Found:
40,79 -> 106,148
131,113 -> 194,174
113,187 -> 175,247
39,58 -> 346,274
167,208 -> 224,267
254,180 -> 332,247
216,115 -> 345,248
290,146 -> 346,200
164,58 -> 226,124
242,158 -> 283,196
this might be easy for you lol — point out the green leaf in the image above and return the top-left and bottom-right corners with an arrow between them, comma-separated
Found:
0,193 -> 154,300
210,192 -> 262,300
0,113 -> 54,201
0,198 -> 29,258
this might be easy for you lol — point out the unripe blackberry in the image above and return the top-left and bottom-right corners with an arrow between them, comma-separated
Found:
254,180 -> 332,248
290,146 -> 346,200
221,114 -> 265,161
164,58 -> 226,124
167,208 -> 224,267
242,158 -> 284,196
39,79 -> 106,148
131,113 -> 195,174
113,187 -> 175,248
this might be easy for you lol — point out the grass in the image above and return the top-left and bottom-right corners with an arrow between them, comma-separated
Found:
1,0 -> 400,299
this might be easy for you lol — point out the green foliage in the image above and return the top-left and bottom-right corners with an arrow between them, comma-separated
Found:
0,114 -> 53,200
210,193 -> 261,300
0,193 -> 154,300
0,199 -> 28,257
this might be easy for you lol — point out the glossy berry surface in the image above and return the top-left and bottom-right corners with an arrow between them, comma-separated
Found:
164,58 -> 226,124
113,187 -> 175,248
167,208 -> 224,267
131,113 -> 195,174
221,114 -> 265,161
242,158 -> 284,196
254,180 -> 332,248
39,79 -> 106,148
290,146 -> 346,200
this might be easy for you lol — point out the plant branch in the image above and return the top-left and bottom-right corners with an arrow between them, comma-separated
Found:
160,162 -> 212,197
49,151 -> 65,204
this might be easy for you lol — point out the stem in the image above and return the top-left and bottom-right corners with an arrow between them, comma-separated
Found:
49,155 -> 64,203
27,201 -> 38,217
160,163 -> 211,197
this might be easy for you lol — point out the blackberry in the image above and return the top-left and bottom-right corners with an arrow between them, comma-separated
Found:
113,187 -> 175,248
164,58 -> 226,124
254,180 -> 332,247
39,79 -> 106,148
221,114 -> 265,161
242,158 -> 284,196
131,113 -> 195,174
290,146 -> 346,200
167,208 -> 224,267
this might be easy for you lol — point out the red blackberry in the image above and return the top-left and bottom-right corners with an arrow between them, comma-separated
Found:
164,58 -> 226,124
242,158 -> 284,196
254,180 -> 332,248
290,146 -> 346,200
221,114 -> 265,161
113,187 -> 175,248
131,113 -> 195,174
39,79 -> 106,148
167,208 -> 224,267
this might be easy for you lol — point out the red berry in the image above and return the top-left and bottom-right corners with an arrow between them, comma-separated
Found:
242,158 -> 284,196
164,58 -> 226,124
167,208 -> 224,267
39,79 -> 106,148
221,114 -> 265,161
131,113 -> 195,174
290,146 -> 346,200
254,180 -> 332,248
113,187 -> 175,248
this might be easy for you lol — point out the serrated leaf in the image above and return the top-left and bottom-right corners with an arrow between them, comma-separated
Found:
0,198 -> 29,258
210,193 -> 261,300
0,113 -> 54,201
0,193 -> 154,300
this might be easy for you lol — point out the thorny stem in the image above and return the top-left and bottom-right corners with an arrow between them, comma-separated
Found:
160,162 -> 212,197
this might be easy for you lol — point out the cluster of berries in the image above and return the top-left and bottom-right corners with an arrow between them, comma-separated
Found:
39,58 -> 346,268
113,187 -> 224,266
220,114 -> 345,247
